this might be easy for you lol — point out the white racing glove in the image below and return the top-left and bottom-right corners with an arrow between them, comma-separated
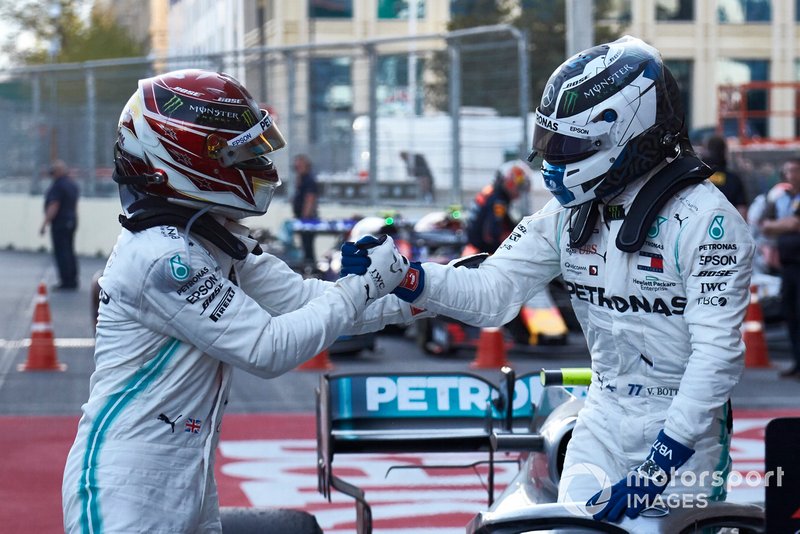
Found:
338,235 -> 409,305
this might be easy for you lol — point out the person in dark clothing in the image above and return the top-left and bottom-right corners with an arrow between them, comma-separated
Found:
704,135 -> 749,219
40,160 -> 80,290
291,154 -> 319,265
760,158 -> 800,378
401,151 -> 435,203
465,160 -> 532,253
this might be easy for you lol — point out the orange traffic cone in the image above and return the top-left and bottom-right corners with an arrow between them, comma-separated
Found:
743,285 -> 770,368
298,348 -> 334,371
18,282 -> 67,372
470,327 -> 509,369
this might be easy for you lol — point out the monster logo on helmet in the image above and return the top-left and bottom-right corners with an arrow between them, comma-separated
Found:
530,36 -> 685,208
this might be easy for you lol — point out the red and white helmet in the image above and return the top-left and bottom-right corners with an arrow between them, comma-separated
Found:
114,69 -> 286,219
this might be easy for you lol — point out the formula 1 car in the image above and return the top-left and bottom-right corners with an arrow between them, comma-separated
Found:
315,368 -> 765,534
413,284 -> 572,355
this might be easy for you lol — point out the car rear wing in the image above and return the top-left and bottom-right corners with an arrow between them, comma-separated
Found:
315,368 -> 591,534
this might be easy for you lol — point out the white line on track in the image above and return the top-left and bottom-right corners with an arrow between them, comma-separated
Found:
0,338 -> 96,349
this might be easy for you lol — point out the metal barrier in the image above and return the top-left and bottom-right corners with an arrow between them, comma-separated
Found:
0,24 -> 529,207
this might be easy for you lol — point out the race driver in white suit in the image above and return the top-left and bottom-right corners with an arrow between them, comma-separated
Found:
343,36 -> 755,522
62,69 -> 414,533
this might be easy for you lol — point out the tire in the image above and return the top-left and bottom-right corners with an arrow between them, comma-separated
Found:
220,507 -> 323,534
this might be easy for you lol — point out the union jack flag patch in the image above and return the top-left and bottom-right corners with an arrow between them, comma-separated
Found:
184,418 -> 202,434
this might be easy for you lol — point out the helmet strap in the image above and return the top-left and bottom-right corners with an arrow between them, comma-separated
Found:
567,200 -> 600,249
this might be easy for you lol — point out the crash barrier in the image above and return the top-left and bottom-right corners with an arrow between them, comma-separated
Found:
316,368 -> 591,534
1,25 -> 528,205
743,284 -> 770,368
765,418 -> 800,532
219,507 -> 323,534
18,282 -> 66,372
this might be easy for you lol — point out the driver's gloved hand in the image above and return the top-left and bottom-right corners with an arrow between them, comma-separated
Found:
391,261 -> 425,303
340,237 -> 374,277
340,235 -> 408,303
341,235 -> 426,303
587,430 -> 695,522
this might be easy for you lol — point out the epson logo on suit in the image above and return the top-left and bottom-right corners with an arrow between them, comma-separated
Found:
699,255 -> 737,266
184,275 -> 220,304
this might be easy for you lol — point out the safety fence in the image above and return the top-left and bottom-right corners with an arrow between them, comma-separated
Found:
0,24 -> 531,207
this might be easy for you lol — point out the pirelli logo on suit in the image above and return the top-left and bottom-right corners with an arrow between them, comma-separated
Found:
210,288 -> 235,322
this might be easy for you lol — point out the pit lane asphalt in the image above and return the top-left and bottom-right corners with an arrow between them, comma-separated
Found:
0,249 -> 797,417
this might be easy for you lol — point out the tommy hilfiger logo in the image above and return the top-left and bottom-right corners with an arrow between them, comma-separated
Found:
637,251 -> 664,273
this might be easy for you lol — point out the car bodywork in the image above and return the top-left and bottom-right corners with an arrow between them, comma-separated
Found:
315,368 -> 765,534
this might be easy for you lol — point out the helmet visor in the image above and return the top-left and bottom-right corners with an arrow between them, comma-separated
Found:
213,110 -> 287,168
531,110 -> 609,165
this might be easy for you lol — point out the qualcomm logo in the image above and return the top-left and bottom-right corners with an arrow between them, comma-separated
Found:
560,462 -> 613,517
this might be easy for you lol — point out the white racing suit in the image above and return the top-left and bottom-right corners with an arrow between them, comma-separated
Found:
62,222 -> 418,533
414,176 -> 754,507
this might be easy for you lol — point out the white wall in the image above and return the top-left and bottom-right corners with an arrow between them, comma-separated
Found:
0,194 -> 433,259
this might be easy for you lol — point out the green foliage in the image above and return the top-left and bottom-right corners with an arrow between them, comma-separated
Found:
519,0 -> 567,106
424,0 -> 624,115
0,0 -> 145,66
59,11 -> 145,63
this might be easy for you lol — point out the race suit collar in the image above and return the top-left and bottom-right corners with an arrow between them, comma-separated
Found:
219,217 -> 261,254
119,198 -> 262,260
